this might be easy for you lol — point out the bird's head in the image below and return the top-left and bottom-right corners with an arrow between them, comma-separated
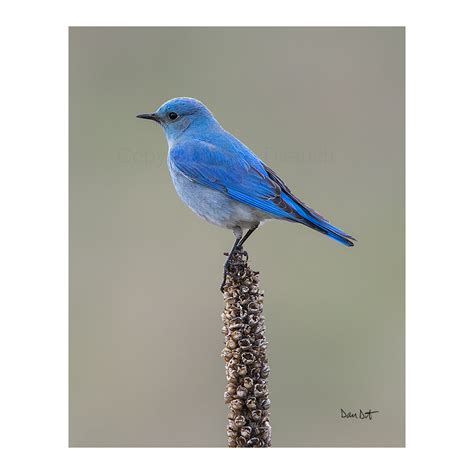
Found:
137,97 -> 220,143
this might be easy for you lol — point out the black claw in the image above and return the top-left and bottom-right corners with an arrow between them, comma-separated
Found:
220,235 -> 253,293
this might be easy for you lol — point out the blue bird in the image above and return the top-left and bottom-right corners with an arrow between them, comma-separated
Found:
137,97 -> 355,290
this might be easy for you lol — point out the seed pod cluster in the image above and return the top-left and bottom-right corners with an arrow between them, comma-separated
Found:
221,250 -> 271,447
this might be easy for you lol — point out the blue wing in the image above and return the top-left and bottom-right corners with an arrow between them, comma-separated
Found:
169,137 -> 355,247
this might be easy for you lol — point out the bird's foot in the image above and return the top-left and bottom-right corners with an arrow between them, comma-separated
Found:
220,246 -> 247,292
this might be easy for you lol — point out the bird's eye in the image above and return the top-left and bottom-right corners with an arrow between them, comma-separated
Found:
168,112 -> 178,121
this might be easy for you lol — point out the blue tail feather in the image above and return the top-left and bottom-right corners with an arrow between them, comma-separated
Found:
281,193 -> 355,247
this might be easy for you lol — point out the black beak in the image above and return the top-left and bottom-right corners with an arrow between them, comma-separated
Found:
136,113 -> 160,122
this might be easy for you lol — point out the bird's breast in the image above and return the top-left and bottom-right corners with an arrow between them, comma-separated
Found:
167,158 -> 270,230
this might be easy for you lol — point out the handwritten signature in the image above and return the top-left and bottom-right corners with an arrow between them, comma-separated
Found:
340,409 -> 379,420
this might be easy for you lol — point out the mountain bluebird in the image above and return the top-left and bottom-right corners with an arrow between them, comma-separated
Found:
137,97 -> 355,290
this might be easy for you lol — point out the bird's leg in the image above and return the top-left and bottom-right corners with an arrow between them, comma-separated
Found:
220,226 -> 259,292
221,227 -> 244,292
237,225 -> 258,249
221,236 -> 242,292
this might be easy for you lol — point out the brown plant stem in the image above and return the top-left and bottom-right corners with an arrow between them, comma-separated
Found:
221,249 -> 271,447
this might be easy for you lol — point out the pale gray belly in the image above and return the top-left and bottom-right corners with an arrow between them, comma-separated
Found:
168,159 -> 272,230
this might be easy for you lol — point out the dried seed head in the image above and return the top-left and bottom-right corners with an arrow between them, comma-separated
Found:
222,249 -> 271,447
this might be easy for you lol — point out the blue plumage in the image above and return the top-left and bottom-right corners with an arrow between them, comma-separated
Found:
137,97 -> 355,262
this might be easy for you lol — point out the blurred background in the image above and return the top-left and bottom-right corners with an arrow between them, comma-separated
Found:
69,27 -> 404,447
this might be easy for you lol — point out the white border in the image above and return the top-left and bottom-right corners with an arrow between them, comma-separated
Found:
1,1 -> 473,473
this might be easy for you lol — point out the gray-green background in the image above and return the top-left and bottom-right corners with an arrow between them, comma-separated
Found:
70,27 -> 404,447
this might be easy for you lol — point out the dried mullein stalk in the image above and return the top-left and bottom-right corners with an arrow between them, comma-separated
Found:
221,249 -> 271,447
